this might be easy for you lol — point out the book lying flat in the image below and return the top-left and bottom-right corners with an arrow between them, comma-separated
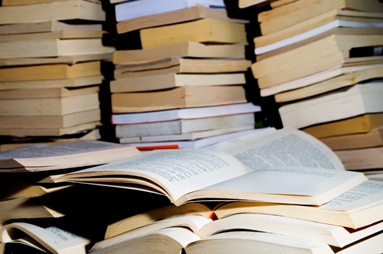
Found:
122,129 -> 264,149
214,179 -> 383,229
0,30 -> 104,42
47,128 -> 365,206
302,113 -> 383,139
116,4 -> 246,34
258,0 -> 383,35
185,230 -> 383,254
0,92 -> 99,116
0,140 -> 140,172
111,86 -> 247,113
140,18 -> 247,49
111,102 -> 261,124
279,83 -> 383,129
335,147 -> 383,170
270,65 -> 383,101
113,42 -> 245,65
0,38 -> 113,59
118,125 -> 255,144
0,21 -> 102,35
254,10 -> 383,54
0,109 -> 100,129
115,0 -> 225,22
110,73 -> 246,93
0,62 -> 101,82
198,213 -> 383,248
114,58 -> 251,79
320,127 -> 383,150
115,113 -> 255,138
0,0 -> 105,25
0,76 -> 103,90
252,34 -> 383,89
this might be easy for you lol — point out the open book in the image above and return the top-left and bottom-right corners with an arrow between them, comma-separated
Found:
0,141 -> 140,172
0,222 -> 90,254
46,128 -> 366,206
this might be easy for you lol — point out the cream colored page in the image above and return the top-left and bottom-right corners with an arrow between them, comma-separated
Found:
322,180 -> 383,211
219,127 -> 345,171
70,149 -> 247,202
0,222 -> 89,254
0,141 -> 123,160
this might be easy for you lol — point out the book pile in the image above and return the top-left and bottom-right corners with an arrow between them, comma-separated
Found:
107,0 -> 263,149
246,0 -> 383,173
10,127 -> 382,254
0,0 -> 114,149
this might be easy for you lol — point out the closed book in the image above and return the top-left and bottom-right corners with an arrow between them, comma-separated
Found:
115,113 -> 255,138
140,18 -> 247,49
111,86 -> 247,113
110,73 -> 246,93
279,83 -> 383,129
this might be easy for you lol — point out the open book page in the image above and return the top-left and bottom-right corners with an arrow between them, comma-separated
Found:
321,180 -> 383,211
60,149 -> 247,203
217,127 -> 345,172
91,215 -> 211,252
0,222 -> 90,254
195,167 -> 366,205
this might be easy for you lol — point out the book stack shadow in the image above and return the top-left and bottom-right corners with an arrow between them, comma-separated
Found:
105,0 -> 267,149
247,0 -> 383,175
0,0 -> 115,151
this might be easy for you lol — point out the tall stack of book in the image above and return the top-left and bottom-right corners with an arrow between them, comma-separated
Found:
107,0 -> 264,149
0,0 -> 114,150
246,0 -> 383,172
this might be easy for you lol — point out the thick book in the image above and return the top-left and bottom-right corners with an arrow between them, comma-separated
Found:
0,91 -> 99,116
115,0 -> 225,22
0,76 -> 104,90
0,21 -> 102,35
279,83 -> 383,129
0,109 -> 100,129
0,140 -> 140,172
110,73 -> 246,93
47,128 -> 365,206
114,58 -> 251,79
251,33 -> 383,89
0,38 -> 113,59
140,18 -> 247,49
113,42 -> 245,65
335,147 -> 383,170
0,0 -> 105,25
270,65 -> 383,101
257,0 -> 383,35
116,4 -> 246,34
320,127 -> 383,150
302,113 -> 383,139
0,62 -> 101,82
238,0 -> 268,8
0,222 -> 90,254
254,10 -> 383,55
1,0 -> 67,6
214,179 -> 383,229
111,86 -> 247,113
115,113 -> 255,138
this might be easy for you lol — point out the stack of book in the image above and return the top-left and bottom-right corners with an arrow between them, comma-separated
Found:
0,0 -> 114,148
12,127 -> 383,254
108,0 -> 263,149
246,0 -> 383,172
